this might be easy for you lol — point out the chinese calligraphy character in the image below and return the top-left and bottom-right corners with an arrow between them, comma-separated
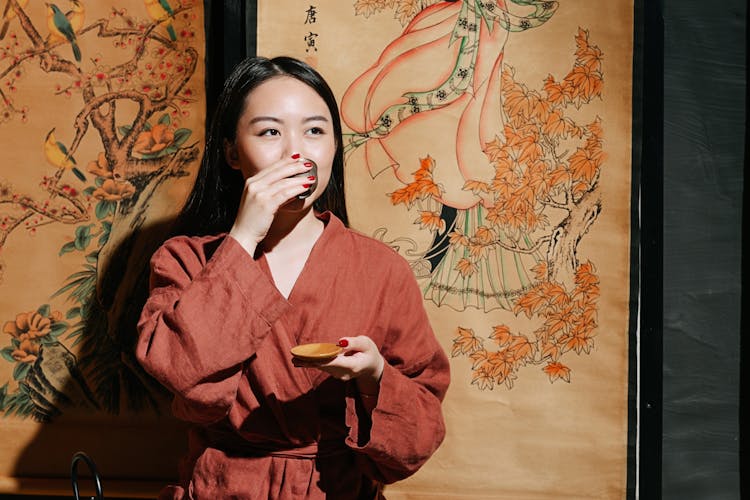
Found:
305,5 -> 317,24
305,31 -> 318,52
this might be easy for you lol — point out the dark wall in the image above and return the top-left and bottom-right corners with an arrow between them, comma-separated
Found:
661,0 -> 745,499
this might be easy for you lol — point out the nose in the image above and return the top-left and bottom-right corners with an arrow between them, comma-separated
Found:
281,130 -> 304,160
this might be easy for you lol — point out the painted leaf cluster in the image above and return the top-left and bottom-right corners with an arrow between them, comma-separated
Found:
479,27 -> 605,244
451,261 -> 600,389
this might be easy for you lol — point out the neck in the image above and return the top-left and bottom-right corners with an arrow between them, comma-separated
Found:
260,208 -> 323,255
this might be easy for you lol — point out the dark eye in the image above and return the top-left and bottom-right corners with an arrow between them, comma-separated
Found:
308,127 -> 325,135
259,129 -> 280,136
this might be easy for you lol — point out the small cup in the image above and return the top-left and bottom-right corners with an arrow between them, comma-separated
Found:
292,159 -> 318,199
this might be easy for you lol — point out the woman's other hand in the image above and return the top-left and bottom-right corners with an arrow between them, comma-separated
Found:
294,335 -> 385,397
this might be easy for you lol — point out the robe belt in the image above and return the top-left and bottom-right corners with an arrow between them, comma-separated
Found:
205,428 -> 348,460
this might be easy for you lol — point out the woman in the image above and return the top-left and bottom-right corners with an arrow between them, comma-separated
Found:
136,56 -> 450,499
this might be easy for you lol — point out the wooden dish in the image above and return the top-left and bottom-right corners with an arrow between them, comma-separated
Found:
290,342 -> 343,362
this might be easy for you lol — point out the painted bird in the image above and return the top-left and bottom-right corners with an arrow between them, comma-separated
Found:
0,0 -> 29,40
144,0 -> 177,41
46,2 -> 81,62
44,128 -> 86,182
67,0 -> 84,34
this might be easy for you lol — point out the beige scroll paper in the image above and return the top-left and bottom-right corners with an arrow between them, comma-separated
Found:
0,0 -> 204,495
259,1 -> 634,498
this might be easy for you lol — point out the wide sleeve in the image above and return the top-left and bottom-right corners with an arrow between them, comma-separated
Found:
344,257 -> 450,484
136,235 -> 291,424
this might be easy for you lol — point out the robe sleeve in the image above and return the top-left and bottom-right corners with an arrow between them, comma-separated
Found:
136,235 -> 291,424
344,256 -> 450,484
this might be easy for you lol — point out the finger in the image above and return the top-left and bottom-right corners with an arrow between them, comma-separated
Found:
251,157 -> 315,185
247,176 -> 315,208
337,336 -> 373,355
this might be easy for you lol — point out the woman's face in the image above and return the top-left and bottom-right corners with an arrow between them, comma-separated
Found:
228,75 -> 336,205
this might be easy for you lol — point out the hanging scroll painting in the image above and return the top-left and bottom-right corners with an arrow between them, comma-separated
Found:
258,0 -> 634,498
0,0 -> 205,494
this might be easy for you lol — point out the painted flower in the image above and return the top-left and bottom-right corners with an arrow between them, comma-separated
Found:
3,310 -> 62,364
92,179 -> 136,202
133,123 -> 174,155
87,151 -> 113,178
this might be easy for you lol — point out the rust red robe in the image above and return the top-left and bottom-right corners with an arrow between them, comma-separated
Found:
136,212 -> 450,499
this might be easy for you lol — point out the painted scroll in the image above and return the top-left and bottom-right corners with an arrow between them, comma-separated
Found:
0,0 -> 204,494
258,1 -> 634,498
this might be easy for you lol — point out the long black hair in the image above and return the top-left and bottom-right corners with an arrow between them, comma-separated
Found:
176,56 -> 348,236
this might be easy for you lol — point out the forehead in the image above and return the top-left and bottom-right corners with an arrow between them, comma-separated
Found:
244,76 -> 330,116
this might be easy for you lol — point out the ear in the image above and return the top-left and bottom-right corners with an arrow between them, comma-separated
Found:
223,139 -> 240,169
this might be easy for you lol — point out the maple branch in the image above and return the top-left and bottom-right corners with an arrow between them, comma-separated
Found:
491,234 -> 551,254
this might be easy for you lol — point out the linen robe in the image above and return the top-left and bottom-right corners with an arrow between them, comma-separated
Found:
136,212 -> 450,499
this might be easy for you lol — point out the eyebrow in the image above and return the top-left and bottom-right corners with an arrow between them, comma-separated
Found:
248,115 -> 330,125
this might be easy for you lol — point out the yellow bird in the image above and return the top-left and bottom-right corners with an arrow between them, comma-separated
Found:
144,0 -> 177,41
44,128 -> 86,181
0,0 -> 29,40
46,2 -> 81,62
67,0 -> 84,34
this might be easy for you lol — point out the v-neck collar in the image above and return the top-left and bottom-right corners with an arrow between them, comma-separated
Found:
256,211 -> 342,305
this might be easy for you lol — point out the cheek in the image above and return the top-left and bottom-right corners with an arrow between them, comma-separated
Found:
237,144 -> 279,175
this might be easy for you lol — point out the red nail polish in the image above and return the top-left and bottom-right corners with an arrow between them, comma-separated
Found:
291,153 -> 301,159
302,183 -> 312,188
303,161 -> 313,167
307,176 -> 316,181
337,339 -> 348,347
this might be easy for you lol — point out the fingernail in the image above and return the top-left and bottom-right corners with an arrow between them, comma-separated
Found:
303,161 -> 313,167
291,153 -> 301,159
302,183 -> 312,188
307,176 -> 316,181
337,339 -> 348,347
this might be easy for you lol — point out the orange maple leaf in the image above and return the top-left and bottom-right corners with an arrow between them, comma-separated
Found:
517,136 -> 543,165
415,211 -> 445,232
546,283 -> 570,307
567,65 -> 602,102
485,352 -> 514,381
504,207 -> 526,230
448,230 -> 469,247
468,241 -> 489,259
543,75 -> 566,105
579,44 -> 604,73
485,205 -> 504,226
484,136 -> 505,162
474,225 -> 495,245
451,326 -> 482,357
389,184 -> 419,207
543,361 -> 571,383
541,341 -> 560,361
549,165 -> 570,187
492,177 -> 514,201
489,325 -> 512,346
529,92 -> 551,122
569,146 -> 599,183
455,258 -> 478,278
471,368 -> 495,390
543,109 -> 567,138
544,312 -> 571,336
563,332 -> 595,354
469,349 -> 489,369
531,261 -> 548,281
514,288 -> 546,318
506,336 -> 533,363
463,179 -> 490,194
413,155 -> 436,180
504,86 -> 531,118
